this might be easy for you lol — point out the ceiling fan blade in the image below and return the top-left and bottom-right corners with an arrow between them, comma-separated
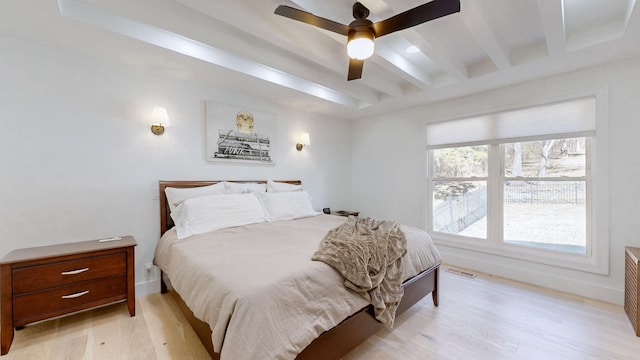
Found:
274,5 -> 350,36
372,0 -> 460,38
347,58 -> 364,81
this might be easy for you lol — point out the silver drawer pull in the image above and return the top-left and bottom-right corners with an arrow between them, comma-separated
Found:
61,290 -> 89,299
61,268 -> 89,275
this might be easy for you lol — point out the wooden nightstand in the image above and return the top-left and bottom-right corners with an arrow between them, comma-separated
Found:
0,236 -> 136,355
332,210 -> 360,217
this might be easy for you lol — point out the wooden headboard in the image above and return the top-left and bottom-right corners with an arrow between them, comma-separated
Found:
158,180 -> 302,234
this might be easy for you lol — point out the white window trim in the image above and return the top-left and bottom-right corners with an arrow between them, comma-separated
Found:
426,87 -> 609,275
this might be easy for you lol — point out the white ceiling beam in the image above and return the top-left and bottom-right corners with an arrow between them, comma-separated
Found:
624,0 -> 638,30
57,0 -> 370,108
176,0 -> 387,104
398,29 -> 468,80
375,46 -> 432,89
368,0 -> 468,86
377,0 -> 468,80
343,62 -> 405,98
459,0 -> 511,70
364,47 -> 431,92
536,0 -> 566,57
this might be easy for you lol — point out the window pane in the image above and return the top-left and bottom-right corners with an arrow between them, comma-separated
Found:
504,137 -> 585,177
433,181 -> 487,238
433,146 -> 488,178
503,181 -> 586,254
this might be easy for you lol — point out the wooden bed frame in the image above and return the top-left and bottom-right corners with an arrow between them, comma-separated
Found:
157,180 -> 439,360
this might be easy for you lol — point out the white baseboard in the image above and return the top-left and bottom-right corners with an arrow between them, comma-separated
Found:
135,278 -> 161,298
441,250 -> 623,305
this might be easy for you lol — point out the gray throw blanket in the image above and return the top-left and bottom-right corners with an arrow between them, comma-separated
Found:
311,216 -> 407,326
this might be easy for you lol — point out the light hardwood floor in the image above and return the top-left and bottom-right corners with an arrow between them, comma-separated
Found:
5,266 -> 640,359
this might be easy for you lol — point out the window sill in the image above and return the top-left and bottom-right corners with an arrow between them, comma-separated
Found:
430,232 -> 608,275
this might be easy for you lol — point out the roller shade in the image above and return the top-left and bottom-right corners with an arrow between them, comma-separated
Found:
426,97 -> 596,148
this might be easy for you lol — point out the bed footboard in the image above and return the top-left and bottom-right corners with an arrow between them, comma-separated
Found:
160,264 -> 439,360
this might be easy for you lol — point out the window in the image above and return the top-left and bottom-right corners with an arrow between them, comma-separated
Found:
503,138 -> 587,254
432,145 -> 488,238
426,96 -> 605,272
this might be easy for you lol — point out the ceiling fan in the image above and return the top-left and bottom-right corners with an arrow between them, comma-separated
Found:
274,0 -> 461,81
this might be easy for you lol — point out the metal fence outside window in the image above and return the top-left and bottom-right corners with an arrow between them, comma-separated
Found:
433,181 -> 585,233
433,188 -> 487,234
504,181 -> 585,204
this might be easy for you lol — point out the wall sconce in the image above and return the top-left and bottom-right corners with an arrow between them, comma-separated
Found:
150,107 -> 171,135
296,132 -> 310,151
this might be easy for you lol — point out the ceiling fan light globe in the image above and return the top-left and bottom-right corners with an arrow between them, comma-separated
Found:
347,37 -> 374,60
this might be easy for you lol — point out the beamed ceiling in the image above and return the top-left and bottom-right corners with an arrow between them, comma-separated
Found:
2,0 -> 639,119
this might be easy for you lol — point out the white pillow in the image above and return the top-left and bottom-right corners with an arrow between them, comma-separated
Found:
223,181 -> 267,194
256,191 -> 320,221
171,193 -> 266,239
165,182 -> 225,213
266,180 -> 303,192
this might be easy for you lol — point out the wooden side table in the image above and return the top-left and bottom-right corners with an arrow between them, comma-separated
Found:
0,236 -> 136,355
625,246 -> 640,336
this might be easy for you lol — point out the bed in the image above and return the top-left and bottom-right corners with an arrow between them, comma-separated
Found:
154,180 -> 441,360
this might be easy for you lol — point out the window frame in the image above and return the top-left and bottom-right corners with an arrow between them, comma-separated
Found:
425,90 -> 609,275
499,140 -> 591,257
430,145 -> 489,239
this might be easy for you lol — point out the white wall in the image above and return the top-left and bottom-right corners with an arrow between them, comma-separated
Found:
0,36 -> 352,294
352,56 -> 640,305
5,31 -> 639,305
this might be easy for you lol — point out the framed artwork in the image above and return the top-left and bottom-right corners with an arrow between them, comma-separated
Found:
205,101 -> 276,165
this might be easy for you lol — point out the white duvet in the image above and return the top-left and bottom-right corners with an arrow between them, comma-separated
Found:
154,214 -> 441,360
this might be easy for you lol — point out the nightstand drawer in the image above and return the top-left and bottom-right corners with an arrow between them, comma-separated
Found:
12,253 -> 126,295
13,275 -> 127,326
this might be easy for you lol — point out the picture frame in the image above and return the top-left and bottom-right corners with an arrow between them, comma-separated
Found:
205,101 -> 276,165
